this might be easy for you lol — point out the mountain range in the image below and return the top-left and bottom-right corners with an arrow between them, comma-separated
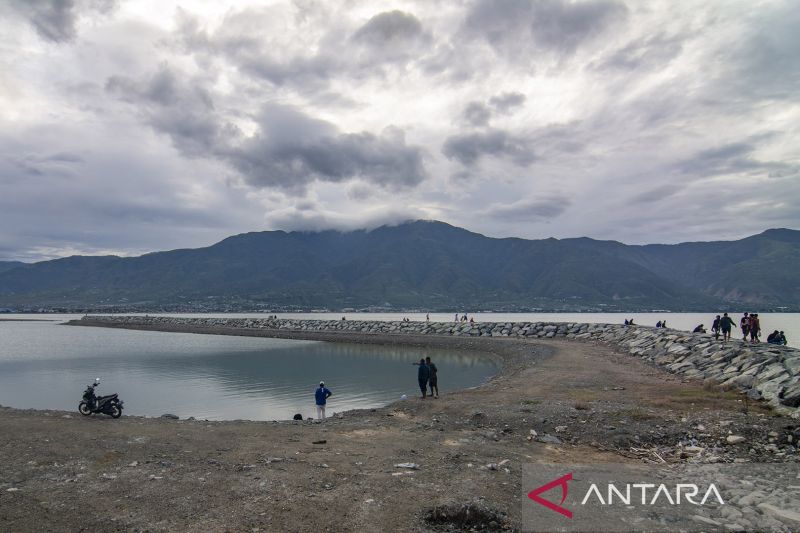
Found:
0,221 -> 798,312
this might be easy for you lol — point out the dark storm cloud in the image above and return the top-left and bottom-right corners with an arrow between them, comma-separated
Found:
629,185 -> 682,204
460,93 -> 526,128
225,105 -> 428,191
174,8 -> 431,93
464,0 -> 628,55
676,142 -> 796,179
237,54 -> 335,89
106,68 -> 229,158
481,195 -> 571,221
8,152 -> 84,177
106,69 -> 427,192
352,10 -> 426,44
489,92 -> 526,114
462,102 -> 492,127
6,0 -> 116,43
443,130 -> 535,166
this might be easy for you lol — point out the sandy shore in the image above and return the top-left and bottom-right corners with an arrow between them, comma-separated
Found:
1,326 -> 798,531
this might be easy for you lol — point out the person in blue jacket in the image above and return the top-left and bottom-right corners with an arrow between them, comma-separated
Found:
416,358 -> 430,399
315,381 -> 332,420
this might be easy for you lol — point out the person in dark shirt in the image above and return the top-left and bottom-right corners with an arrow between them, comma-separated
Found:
426,356 -> 439,399
416,358 -> 430,399
719,312 -> 736,342
749,314 -> 761,342
711,315 -> 721,339
693,324 -> 706,333
778,331 -> 788,345
315,381 -> 332,420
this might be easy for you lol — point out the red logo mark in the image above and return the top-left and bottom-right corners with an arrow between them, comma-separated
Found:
527,472 -> 573,519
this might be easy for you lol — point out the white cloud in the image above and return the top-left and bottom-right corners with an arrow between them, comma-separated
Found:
0,0 -> 798,261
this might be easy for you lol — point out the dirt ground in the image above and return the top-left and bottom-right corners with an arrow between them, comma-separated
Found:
0,331 -> 797,532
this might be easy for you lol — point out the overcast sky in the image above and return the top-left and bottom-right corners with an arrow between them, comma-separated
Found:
1,0 -> 798,262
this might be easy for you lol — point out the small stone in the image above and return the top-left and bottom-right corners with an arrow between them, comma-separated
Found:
683,446 -> 704,455
726,435 -> 746,444
537,434 -> 562,444
6,488 -> 19,492
757,503 -> 800,524
394,463 -> 420,470
127,461 -> 139,467
555,425 -> 567,433
692,515 -> 721,526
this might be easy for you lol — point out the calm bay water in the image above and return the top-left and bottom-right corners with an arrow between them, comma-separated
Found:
0,320 -> 497,420
1,311 -> 796,420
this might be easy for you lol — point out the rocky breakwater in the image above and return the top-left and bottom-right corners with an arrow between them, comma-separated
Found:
76,316 -> 800,415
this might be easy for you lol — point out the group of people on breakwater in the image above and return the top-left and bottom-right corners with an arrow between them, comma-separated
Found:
692,312 -> 788,345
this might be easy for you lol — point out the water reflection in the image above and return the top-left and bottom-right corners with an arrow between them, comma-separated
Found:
0,322 -> 497,420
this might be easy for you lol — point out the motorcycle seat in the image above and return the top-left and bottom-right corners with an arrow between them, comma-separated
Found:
97,393 -> 118,400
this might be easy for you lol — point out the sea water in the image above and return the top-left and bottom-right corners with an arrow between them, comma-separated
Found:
0,318 -> 497,420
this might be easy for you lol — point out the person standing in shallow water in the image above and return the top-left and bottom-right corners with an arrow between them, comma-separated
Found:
315,381 -> 332,420
426,356 -> 439,399
416,358 -> 430,399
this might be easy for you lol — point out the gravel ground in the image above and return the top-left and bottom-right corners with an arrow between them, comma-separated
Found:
1,328 -> 798,532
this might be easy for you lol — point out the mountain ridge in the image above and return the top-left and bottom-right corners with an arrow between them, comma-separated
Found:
0,221 -> 797,312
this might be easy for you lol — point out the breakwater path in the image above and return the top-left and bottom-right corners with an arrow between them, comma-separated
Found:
74,315 -> 800,415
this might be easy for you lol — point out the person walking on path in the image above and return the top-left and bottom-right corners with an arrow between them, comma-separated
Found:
719,312 -> 736,342
741,313 -> 750,341
711,315 -> 721,340
315,381 -> 332,420
416,358 -> 430,399
426,356 -> 439,399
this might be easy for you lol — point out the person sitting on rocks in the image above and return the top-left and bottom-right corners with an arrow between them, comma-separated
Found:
767,330 -> 781,344
778,331 -> 787,345
655,320 -> 662,328
693,324 -> 706,333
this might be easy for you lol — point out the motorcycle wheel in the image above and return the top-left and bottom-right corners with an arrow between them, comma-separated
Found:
78,402 -> 91,416
110,405 -> 122,419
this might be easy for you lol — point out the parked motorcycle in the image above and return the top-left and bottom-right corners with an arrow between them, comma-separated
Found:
78,378 -> 123,418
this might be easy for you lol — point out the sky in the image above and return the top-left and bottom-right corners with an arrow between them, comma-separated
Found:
1,0 -> 798,262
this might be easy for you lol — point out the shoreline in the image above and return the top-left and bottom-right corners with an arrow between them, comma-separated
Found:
69,315 -> 800,415
2,321 -> 799,530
